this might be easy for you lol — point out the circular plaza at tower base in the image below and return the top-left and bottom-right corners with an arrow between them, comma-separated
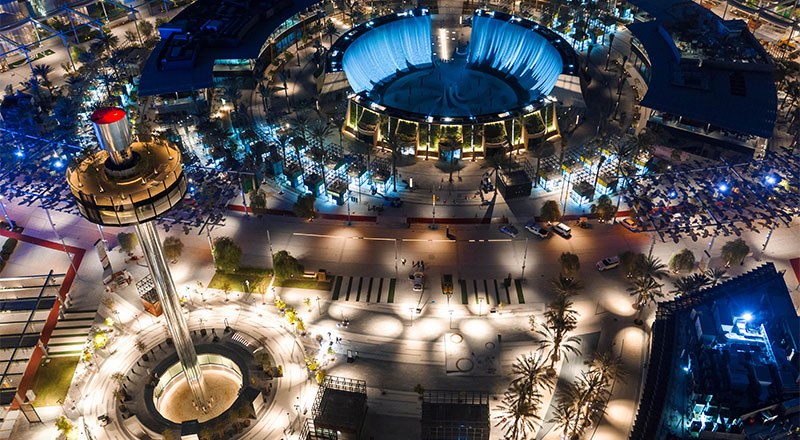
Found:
328,8 -> 582,159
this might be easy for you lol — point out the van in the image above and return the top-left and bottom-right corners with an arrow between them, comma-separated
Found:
552,222 -> 572,238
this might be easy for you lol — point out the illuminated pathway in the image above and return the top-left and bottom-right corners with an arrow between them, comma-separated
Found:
77,295 -> 313,440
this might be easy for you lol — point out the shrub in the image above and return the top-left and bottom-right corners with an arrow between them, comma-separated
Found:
669,249 -> 695,273
0,238 -> 17,260
212,237 -> 242,273
162,237 -> 184,262
117,232 -> 138,254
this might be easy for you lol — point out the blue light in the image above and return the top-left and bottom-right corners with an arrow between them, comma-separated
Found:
742,312 -> 753,322
669,190 -> 677,199
53,160 -> 63,169
467,15 -> 563,97
683,366 -> 690,372
14,150 -> 23,158
189,185 -> 196,193
765,176 -> 776,185
342,14 -> 432,93
718,183 -> 728,192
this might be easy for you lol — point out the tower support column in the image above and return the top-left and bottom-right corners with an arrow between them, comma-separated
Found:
135,221 -> 208,409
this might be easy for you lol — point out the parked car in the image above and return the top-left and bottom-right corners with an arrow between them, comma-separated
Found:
525,222 -> 550,238
500,224 -> 519,238
552,222 -> 572,238
596,256 -> 620,271
620,218 -> 639,231
412,272 -> 424,292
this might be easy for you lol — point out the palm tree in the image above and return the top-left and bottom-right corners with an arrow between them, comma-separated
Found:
323,20 -> 340,47
585,352 -> 625,387
628,276 -> 663,310
536,321 -> 582,372
549,383 -> 583,440
670,273 -> 710,296
276,133 -> 291,164
635,254 -> 669,280
383,132 -> 402,192
531,141 -> 555,187
291,112 -> 310,141
511,352 -> 555,394
550,274 -> 583,297
94,32 -> 119,61
32,64 -> 53,92
308,120 -> 333,186
705,267 -> 728,286
290,136 -> 307,176
495,382 -> 541,440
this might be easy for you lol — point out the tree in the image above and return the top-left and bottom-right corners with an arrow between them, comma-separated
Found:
383,132 -> 402,192
669,248 -> 695,273
293,194 -> 316,220
511,351 -> 555,394
537,295 -> 582,370
721,238 -> 749,267
670,273 -> 710,296
55,416 -> 76,439
323,20 -> 340,46
495,382 -> 542,440
558,252 -> 580,279
273,250 -> 304,280
627,276 -> 663,310
705,267 -> 728,286
162,236 -> 184,263
32,63 -> 54,92
550,274 -> 583,297
590,194 -> 616,222
635,254 -> 669,280
308,119 -> 333,186
540,200 -> 562,224
618,251 -> 645,278
117,232 -> 138,254
212,237 -> 242,273
250,190 -> 267,209
291,112 -> 310,140
137,20 -> 154,41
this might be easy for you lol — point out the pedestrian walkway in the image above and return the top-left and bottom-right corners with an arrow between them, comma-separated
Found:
330,276 -> 396,303
457,278 -> 527,306
47,310 -> 96,357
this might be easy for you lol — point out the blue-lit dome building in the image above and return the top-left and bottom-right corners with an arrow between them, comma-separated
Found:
326,8 -> 582,160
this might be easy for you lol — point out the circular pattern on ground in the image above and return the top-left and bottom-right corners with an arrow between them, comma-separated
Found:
450,333 -> 464,343
456,357 -> 474,372
157,365 -> 243,423
485,341 -> 495,350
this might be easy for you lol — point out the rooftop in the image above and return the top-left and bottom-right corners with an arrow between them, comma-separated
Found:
627,0 -> 777,138
139,0 -> 318,96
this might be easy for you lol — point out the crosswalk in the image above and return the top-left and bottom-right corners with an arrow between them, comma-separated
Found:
457,278 -> 526,306
47,310 -> 96,358
330,276 -> 396,303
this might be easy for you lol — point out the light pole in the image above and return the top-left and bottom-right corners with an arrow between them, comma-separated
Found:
266,229 -> 274,264
394,238 -> 399,279
521,237 -> 529,280
316,296 -> 321,315
0,195 -> 14,229
479,298 -> 483,317
449,309 -> 454,330
409,307 -> 415,326
429,193 -> 436,229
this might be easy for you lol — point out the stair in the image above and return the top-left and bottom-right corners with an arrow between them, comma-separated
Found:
46,310 -> 96,358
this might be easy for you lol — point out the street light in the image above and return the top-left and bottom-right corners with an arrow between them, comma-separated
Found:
479,298 -> 483,317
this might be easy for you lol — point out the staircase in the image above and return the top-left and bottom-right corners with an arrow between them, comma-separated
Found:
46,310 -> 97,358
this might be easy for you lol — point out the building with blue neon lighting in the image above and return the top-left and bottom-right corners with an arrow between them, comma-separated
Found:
325,9 -> 583,160
630,263 -> 800,440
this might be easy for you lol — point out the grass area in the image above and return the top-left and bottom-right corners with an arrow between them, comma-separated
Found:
460,279 -> 468,304
515,279 -> 525,304
29,356 -> 79,407
274,278 -> 332,291
387,278 -> 396,303
209,267 -> 273,293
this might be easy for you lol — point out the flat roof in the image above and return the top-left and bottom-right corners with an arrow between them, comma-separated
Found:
139,0 -> 318,96
628,0 -> 777,138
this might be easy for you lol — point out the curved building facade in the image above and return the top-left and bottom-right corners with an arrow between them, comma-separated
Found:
327,9 -> 581,160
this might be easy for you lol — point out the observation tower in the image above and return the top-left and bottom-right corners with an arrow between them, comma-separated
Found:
65,107 -> 208,410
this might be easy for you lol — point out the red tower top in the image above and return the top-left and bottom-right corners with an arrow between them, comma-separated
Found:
90,107 -> 127,124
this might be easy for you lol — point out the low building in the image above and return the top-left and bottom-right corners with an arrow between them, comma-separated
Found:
630,263 -> 800,439
302,376 -> 367,440
421,390 -> 490,440
627,0 -> 777,159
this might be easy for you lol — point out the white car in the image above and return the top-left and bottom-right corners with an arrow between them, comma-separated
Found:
412,272 -> 424,292
596,256 -> 620,271
552,222 -> 572,238
499,224 -> 519,237
525,222 -> 550,238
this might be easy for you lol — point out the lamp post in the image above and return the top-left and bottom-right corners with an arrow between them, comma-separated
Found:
521,237 -> 529,280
